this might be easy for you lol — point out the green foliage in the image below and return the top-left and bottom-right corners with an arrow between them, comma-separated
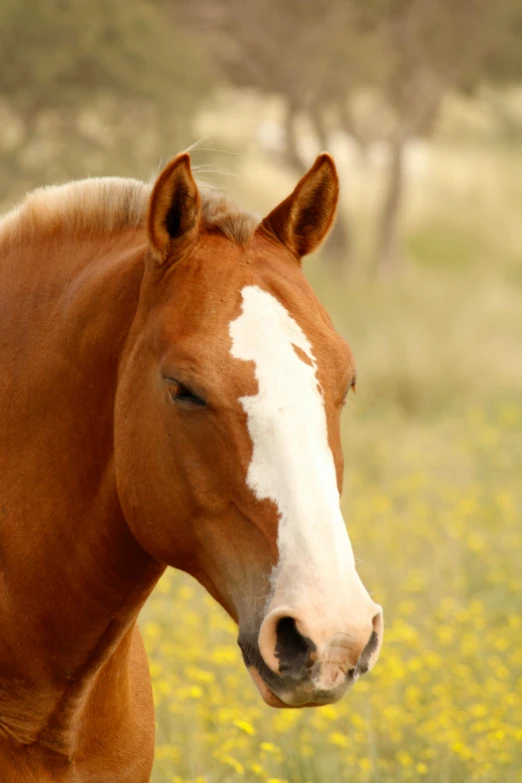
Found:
183,0 -> 522,128
480,0 -> 522,86
0,0 -> 209,108
0,0 -> 215,200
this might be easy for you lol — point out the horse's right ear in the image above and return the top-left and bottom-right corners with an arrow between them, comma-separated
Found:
147,153 -> 201,263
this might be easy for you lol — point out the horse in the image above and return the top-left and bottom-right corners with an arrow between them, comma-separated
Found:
0,151 -> 383,781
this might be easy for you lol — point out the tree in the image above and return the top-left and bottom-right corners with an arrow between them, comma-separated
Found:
0,0 -> 214,204
181,0 -> 521,277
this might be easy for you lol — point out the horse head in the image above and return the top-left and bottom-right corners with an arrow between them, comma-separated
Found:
115,152 -> 382,708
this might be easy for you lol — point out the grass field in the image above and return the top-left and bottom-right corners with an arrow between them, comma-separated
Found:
141,140 -> 522,783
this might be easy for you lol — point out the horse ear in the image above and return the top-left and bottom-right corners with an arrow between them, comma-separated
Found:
261,153 -> 339,259
147,153 -> 201,262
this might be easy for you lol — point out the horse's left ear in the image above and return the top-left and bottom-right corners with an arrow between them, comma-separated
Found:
147,153 -> 201,262
261,153 -> 339,259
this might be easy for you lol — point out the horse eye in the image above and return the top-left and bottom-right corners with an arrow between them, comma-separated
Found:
166,379 -> 206,407
342,379 -> 356,406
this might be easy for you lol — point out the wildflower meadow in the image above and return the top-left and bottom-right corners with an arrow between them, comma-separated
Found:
143,400 -> 521,783
141,143 -> 522,783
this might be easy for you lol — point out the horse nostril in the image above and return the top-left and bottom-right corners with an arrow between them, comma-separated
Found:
275,616 -> 317,679
354,608 -> 383,676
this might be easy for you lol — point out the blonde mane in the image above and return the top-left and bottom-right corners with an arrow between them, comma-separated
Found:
0,176 -> 259,249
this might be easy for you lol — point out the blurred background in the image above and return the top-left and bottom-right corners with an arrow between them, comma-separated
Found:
2,1 -> 521,781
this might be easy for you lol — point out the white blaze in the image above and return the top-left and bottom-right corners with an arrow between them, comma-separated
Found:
229,285 -> 359,616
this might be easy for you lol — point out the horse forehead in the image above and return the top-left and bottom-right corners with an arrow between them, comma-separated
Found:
230,285 -> 311,350
156,236 -> 346,373
228,284 -> 346,383
232,276 -> 324,339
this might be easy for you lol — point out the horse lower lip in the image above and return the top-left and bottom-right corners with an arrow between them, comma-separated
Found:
248,666 -> 291,708
248,664 -> 350,708
240,646 -> 353,708
238,632 -> 358,708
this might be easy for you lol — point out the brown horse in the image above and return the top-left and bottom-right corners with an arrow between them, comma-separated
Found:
0,152 -> 382,781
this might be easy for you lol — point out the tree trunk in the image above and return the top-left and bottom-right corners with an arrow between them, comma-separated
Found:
373,137 -> 406,278
283,99 -> 308,175
282,98 -> 354,278
308,103 -> 354,278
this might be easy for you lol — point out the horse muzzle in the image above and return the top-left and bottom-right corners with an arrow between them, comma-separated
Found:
238,605 -> 383,708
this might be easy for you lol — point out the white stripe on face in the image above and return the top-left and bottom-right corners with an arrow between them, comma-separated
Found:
229,285 -> 358,614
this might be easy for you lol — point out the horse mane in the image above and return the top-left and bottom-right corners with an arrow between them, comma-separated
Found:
0,176 -> 259,249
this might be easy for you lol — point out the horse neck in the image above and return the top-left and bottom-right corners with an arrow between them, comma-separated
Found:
0,229 -> 164,740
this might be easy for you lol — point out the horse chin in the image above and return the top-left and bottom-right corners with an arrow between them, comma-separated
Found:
247,666 -> 296,708
247,663 -> 357,709
239,632 -> 353,709
248,666 -> 336,709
